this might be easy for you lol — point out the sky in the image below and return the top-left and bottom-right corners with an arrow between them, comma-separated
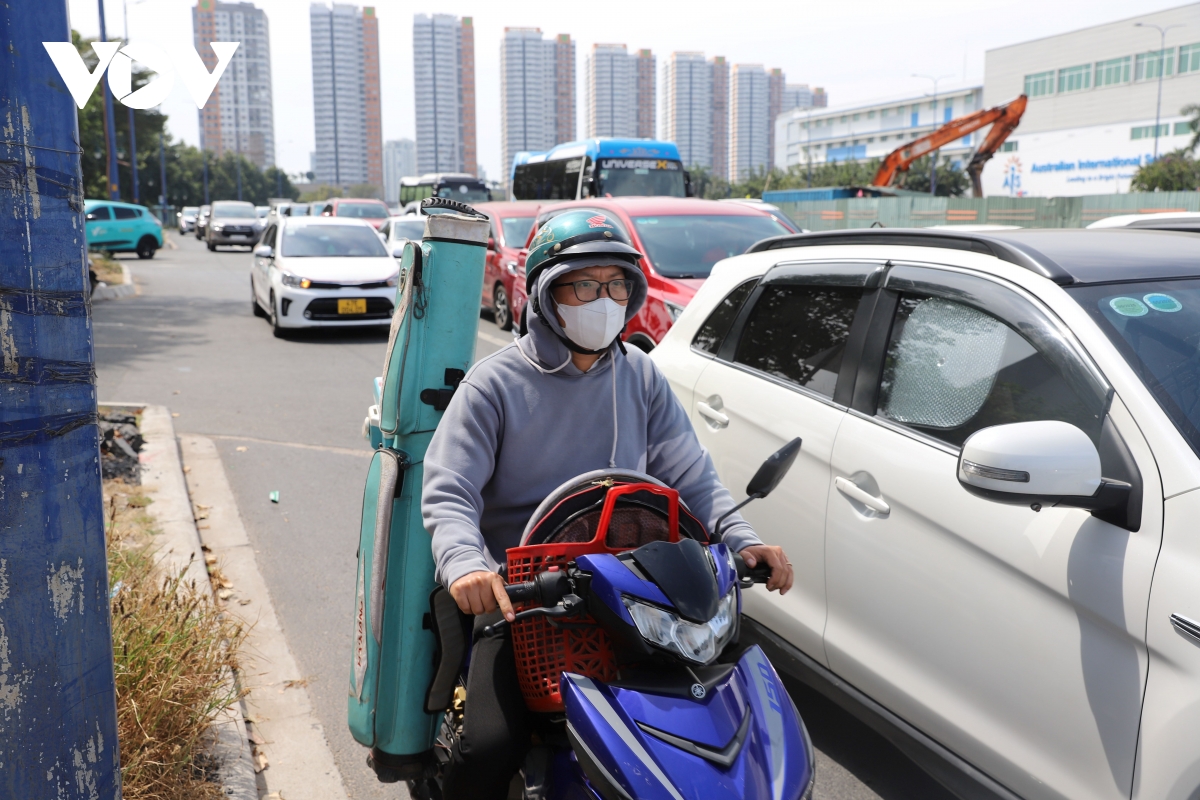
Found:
66,0 -> 1190,182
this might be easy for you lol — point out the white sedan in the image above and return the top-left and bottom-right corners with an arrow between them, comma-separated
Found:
251,217 -> 398,337
378,214 -> 428,253
652,227 -> 1200,800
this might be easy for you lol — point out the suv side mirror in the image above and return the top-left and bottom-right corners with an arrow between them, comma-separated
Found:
746,437 -> 803,499
958,420 -> 1136,527
487,237 -> 495,250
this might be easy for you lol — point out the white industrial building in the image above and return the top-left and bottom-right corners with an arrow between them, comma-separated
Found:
774,3 -> 1200,197
981,3 -> 1200,196
774,85 -> 984,177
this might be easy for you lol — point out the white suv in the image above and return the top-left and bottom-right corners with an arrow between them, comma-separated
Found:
651,228 -> 1200,800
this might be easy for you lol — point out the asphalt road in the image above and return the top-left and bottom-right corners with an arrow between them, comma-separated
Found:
94,233 -> 956,800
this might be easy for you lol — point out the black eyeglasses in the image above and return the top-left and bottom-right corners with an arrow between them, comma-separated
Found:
551,279 -> 635,302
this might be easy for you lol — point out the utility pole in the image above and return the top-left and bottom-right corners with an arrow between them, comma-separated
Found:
1136,21 -> 1185,161
237,155 -> 243,201
203,148 -> 210,204
913,73 -> 952,196
98,0 -> 120,199
123,0 -> 138,203
159,132 -> 168,224
1,3 -> 121,795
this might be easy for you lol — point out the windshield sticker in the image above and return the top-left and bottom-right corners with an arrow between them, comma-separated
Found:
1109,297 -> 1148,317
1144,293 -> 1182,312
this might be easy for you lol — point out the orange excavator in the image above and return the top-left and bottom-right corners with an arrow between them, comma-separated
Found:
871,94 -> 1028,197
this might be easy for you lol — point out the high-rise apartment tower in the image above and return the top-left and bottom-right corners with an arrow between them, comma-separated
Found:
730,64 -> 769,181
413,14 -> 478,176
309,3 -> 383,189
499,29 -> 575,174
661,52 -> 711,168
711,56 -> 729,180
193,0 -> 275,168
767,68 -> 785,167
585,44 -> 654,138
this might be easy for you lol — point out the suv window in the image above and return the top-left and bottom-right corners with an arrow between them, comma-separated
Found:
86,206 -> 111,221
734,284 -> 863,397
878,294 -> 1102,447
692,280 -> 756,354
113,206 -> 139,220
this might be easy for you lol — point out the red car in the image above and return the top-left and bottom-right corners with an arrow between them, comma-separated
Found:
320,197 -> 391,230
475,201 -> 549,331
511,197 -> 796,350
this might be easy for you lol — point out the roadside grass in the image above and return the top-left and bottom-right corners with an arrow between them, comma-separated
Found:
90,251 -> 124,284
105,478 -> 246,800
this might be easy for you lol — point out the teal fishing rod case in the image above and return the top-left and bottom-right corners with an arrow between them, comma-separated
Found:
348,199 -> 490,778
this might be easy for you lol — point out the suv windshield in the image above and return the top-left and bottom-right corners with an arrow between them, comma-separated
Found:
282,225 -> 388,257
337,202 -> 389,218
1069,279 -> 1200,454
597,159 -> 687,198
631,214 -> 791,278
212,204 -> 256,218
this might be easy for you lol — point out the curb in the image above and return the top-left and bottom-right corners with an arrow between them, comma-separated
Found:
91,263 -> 135,301
108,404 -> 258,800
179,434 -> 352,800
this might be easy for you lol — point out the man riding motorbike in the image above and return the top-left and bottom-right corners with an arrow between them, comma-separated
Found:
421,209 -> 794,799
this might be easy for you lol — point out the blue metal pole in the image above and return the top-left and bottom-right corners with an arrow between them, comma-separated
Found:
128,106 -> 139,203
98,0 -> 120,200
0,2 -> 121,797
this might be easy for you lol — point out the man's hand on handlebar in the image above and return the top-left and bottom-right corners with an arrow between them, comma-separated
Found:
738,544 -> 794,595
449,570 -> 515,622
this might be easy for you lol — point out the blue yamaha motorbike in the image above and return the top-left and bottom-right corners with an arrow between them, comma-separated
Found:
410,438 -> 815,800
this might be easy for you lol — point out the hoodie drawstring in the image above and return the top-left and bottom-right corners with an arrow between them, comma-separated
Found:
609,349 -> 618,468
515,337 -> 572,374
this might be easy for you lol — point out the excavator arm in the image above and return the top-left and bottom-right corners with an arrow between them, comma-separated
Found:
871,95 -> 1027,197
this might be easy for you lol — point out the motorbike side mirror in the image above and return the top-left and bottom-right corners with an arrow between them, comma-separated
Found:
745,437 -> 803,499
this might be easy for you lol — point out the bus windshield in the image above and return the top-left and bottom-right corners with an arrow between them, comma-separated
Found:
597,159 -> 686,198
437,183 -> 491,204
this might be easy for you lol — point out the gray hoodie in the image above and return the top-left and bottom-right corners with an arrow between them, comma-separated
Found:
422,261 -> 760,589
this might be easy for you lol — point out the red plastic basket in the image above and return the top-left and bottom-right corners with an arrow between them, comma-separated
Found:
507,483 -> 684,712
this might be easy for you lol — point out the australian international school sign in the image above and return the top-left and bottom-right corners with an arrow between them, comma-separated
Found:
42,41 -> 239,109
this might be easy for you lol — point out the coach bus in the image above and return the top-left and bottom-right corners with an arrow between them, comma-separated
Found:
509,139 -> 692,201
399,173 -> 492,209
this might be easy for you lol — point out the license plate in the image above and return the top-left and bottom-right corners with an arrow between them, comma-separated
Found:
338,298 -> 368,315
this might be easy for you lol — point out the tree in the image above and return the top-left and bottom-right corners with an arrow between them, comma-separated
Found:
1131,150 -> 1200,191
894,156 -> 970,197
1182,103 -> 1200,152
685,165 -> 731,200
300,184 -> 343,202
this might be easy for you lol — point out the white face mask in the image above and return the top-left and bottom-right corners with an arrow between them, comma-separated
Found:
557,297 -> 626,351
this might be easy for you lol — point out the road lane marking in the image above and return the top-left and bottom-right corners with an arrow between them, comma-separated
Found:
477,329 -> 513,347
205,433 -> 374,458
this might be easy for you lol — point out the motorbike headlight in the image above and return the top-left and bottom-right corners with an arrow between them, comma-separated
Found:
280,272 -> 311,289
623,590 -> 737,665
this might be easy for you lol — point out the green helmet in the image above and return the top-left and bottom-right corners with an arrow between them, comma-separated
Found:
524,209 -> 642,293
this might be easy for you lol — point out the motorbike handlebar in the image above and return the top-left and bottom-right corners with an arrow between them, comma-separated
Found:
504,568 -> 571,607
733,553 -> 773,585
504,581 -> 539,604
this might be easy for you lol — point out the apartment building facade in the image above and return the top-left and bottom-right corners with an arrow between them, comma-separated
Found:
193,0 -> 275,168
730,64 -> 769,181
585,44 -> 655,139
500,28 -> 576,172
383,138 -> 416,204
661,52 -> 711,168
309,3 -> 382,189
413,14 -> 478,175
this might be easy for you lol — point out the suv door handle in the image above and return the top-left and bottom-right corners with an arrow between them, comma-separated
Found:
835,477 -> 890,515
697,401 -> 729,428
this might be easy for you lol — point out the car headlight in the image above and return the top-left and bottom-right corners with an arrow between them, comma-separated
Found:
623,590 -> 737,664
280,272 -> 311,289
385,272 -> 399,287
664,300 -> 685,322
213,224 -> 225,232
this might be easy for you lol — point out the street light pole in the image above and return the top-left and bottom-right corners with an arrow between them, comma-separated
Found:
1136,22 -> 1185,161
123,0 -> 138,203
913,73 -> 952,195
97,0 -> 120,199
159,132 -> 168,224
806,107 -> 813,188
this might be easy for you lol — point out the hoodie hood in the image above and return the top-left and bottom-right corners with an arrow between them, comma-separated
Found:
525,258 -> 648,361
